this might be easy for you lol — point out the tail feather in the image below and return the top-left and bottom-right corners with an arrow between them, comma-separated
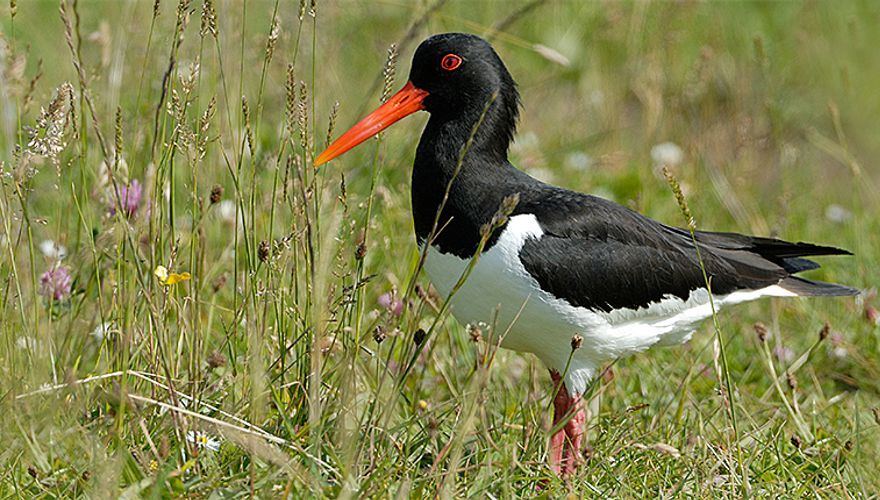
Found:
779,257 -> 821,274
694,230 -> 853,258
779,277 -> 859,297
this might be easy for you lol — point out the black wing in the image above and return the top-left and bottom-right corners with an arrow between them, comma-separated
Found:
516,189 -> 855,313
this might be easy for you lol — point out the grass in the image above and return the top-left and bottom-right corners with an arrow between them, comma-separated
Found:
1,0 -> 878,497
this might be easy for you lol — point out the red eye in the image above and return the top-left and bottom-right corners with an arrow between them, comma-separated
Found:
440,53 -> 462,71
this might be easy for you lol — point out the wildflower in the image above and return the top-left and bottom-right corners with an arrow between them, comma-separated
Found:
185,431 -> 220,452
39,239 -> 67,261
651,142 -> 684,168
378,289 -> 404,317
16,336 -> 39,351
829,332 -> 848,359
773,345 -> 794,363
109,179 -> 143,217
824,204 -> 852,224
217,200 -> 237,223
90,322 -> 113,342
39,264 -> 72,301
564,151 -> 593,171
154,265 -> 191,286
865,306 -> 879,326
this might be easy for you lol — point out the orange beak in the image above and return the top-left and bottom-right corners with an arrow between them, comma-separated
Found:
314,81 -> 429,166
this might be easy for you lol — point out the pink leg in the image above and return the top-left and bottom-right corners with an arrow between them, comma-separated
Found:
549,370 -> 586,478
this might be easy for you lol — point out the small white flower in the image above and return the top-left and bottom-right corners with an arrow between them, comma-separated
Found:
186,431 -> 220,451
16,336 -> 39,351
90,322 -> 113,342
565,151 -> 593,171
651,142 -> 684,168
217,200 -> 237,223
39,239 -> 67,260
824,204 -> 852,224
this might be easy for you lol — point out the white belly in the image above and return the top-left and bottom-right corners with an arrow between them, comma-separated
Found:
423,214 -> 795,395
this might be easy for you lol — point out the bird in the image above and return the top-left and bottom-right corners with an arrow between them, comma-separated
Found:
315,32 -> 857,478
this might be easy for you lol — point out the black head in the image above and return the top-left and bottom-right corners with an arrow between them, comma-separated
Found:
409,33 -> 520,125
315,33 -> 520,166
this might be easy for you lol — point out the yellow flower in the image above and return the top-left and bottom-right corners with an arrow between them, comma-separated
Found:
154,265 -> 191,286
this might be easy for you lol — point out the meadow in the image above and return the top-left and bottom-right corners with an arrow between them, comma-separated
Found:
1,0 -> 878,497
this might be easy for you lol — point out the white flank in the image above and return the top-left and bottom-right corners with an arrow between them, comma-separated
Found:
424,214 -> 797,396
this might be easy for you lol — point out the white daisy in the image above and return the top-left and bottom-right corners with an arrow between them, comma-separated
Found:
186,431 -> 220,452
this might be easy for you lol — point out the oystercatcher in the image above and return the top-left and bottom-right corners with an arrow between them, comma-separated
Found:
315,33 -> 857,477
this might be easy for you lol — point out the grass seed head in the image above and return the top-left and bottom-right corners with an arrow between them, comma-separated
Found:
468,324 -> 482,343
325,101 -> 339,147
754,322 -> 768,342
285,64 -> 296,134
819,321 -> 831,341
414,328 -> 426,346
207,350 -> 227,369
266,16 -> 280,61
373,325 -> 386,344
211,273 -> 227,293
242,96 -> 255,155
662,166 -> 696,232
200,0 -> 217,38
382,44 -> 398,103
297,81 -> 309,153
210,184 -> 223,204
258,240 -> 270,263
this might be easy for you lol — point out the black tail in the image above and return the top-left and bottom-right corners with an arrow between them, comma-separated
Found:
779,276 -> 859,297
692,230 -> 857,295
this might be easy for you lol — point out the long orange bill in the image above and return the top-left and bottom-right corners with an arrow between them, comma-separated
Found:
314,81 -> 429,166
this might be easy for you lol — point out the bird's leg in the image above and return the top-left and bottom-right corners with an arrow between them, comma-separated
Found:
563,397 -> 586,476
549,370 -> 586,477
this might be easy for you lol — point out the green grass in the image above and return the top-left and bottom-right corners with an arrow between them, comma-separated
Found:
1,0 -> 878,497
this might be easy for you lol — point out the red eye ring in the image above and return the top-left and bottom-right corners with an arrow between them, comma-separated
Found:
440,53 -> 462,71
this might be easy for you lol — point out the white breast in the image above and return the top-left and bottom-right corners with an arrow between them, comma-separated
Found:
423,214 -> 795,395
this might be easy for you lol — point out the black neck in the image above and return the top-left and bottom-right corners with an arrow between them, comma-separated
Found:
411,91 -> 530,257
